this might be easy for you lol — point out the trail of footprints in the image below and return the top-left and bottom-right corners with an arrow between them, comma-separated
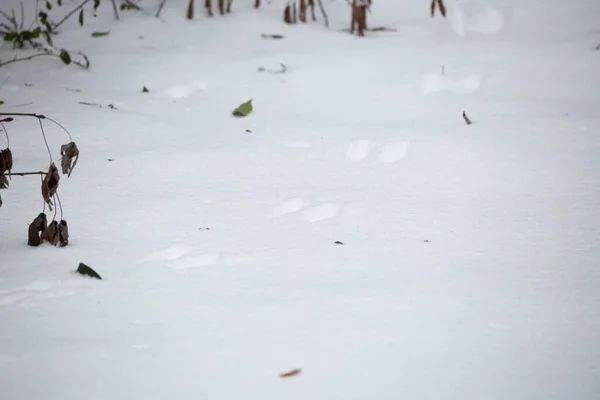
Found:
346,139 -> 410,163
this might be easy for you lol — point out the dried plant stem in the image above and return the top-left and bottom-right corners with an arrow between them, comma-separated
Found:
38,118 -> 53,162
110,0 -> 120,20
56,192 -> 63,220
462,111 -> 472,125
0,121 -> 9,147
52,0 -> 93,32
0,112 -> 74,142
0,50 -> 90,69
156,0 -> 167,17
5,171 -> 46,176
316,0 -> 329,28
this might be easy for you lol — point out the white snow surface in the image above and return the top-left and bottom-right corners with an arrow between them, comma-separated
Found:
1,0 -> 599,399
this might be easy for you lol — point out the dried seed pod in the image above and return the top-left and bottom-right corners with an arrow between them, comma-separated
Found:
41,220 -> 59,246
59,142 -> 79,177
27,213 -> 47,247
0,148 -> 11,189
57,220 -> 69,247
41,162 -> 60,210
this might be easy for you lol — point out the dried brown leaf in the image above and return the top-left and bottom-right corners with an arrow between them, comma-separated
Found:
60,142 -> 79,177
57,220 -> 69,247
41,220 -> 59,246
27,213 -> 47,247
41,162 -> 60,210
0,148 -> 13,172
0,148 -> 12,188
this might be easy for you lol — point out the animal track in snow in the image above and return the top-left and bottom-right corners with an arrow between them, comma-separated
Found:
168,252 -> 221,270
0,280 -> 86,307
347,139 -> 372,161
138,245 -> 189,263
267,198 -> 304,218
450,4 -> 505,37
286,141 -> 312,148
300,203 -> 341,222
164,80 -> 206,99
421,74 -> 481,96
378,141 -> 410,163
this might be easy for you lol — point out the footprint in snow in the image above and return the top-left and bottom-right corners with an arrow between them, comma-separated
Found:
0,280 -> 88,307
378,141 -> 410,163
347,139 -> 372,161
267,197 -> 305,218
163,80 -> 206,99
138,245 -> 189,263
421,74 -> 481,96
286,141 -> 312,148
450,3 -> 505,38
168,252 -> 221,270
300,203 -> 341,222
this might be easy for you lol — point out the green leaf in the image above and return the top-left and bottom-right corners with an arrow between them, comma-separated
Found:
3,33 -> 17,41
334,241 -> 345,245
59,49 -> 71,64
79,9 -> 84,26
76,262 -> 102,280
0,101 -> 4,105
91,31 -> 110,37
94,0 -> 101,10
232,99 -> 253,117
142,86 -> 149,93
57,0 -> 62,5
31,27 -> 41,38
46,1 -> 52,10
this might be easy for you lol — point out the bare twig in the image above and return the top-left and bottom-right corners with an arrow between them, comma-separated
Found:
52,0 -> 93,32
110,0 -> 120,20
596,43 -> 600,51
18,2 -> 24,30
462,111 -> 472,125
0,49 -> 90,69
0,121 -> 9,147
38,118 -> 53,162
316,0 -> 329,28
156,0 -> 167,17
5,171 -> 46,176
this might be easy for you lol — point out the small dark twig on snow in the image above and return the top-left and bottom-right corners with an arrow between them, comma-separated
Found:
52,0 -> 93,31
156,0 -> 167,17
316,0 -> 329,28
462,111 -> 472,125
5,171 -> 47,177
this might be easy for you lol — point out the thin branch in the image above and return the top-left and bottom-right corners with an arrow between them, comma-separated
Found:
0,121 -> 9,147
316,0 -> 329,28
38,118 -> 53,162
0,51 -> 55,67
52,0 -> 93,32
462,111 -> 472,125
0,112 -> 47,118
5,171 -> 46,176
156,0 -> 167,17
19,1 -> 24,31
56,192 -> 63,220
0,49 -> 90,69
44,116 -> 73,142
110,0 -> 120,20
0,112 -> 74,142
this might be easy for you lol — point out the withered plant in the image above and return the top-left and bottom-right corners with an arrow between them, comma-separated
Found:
0,112 -> 79,248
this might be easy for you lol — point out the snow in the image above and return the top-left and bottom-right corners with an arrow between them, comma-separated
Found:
1,0 -> 599,399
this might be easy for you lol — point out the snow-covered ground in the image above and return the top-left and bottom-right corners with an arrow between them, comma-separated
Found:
1,0 -> 599,398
